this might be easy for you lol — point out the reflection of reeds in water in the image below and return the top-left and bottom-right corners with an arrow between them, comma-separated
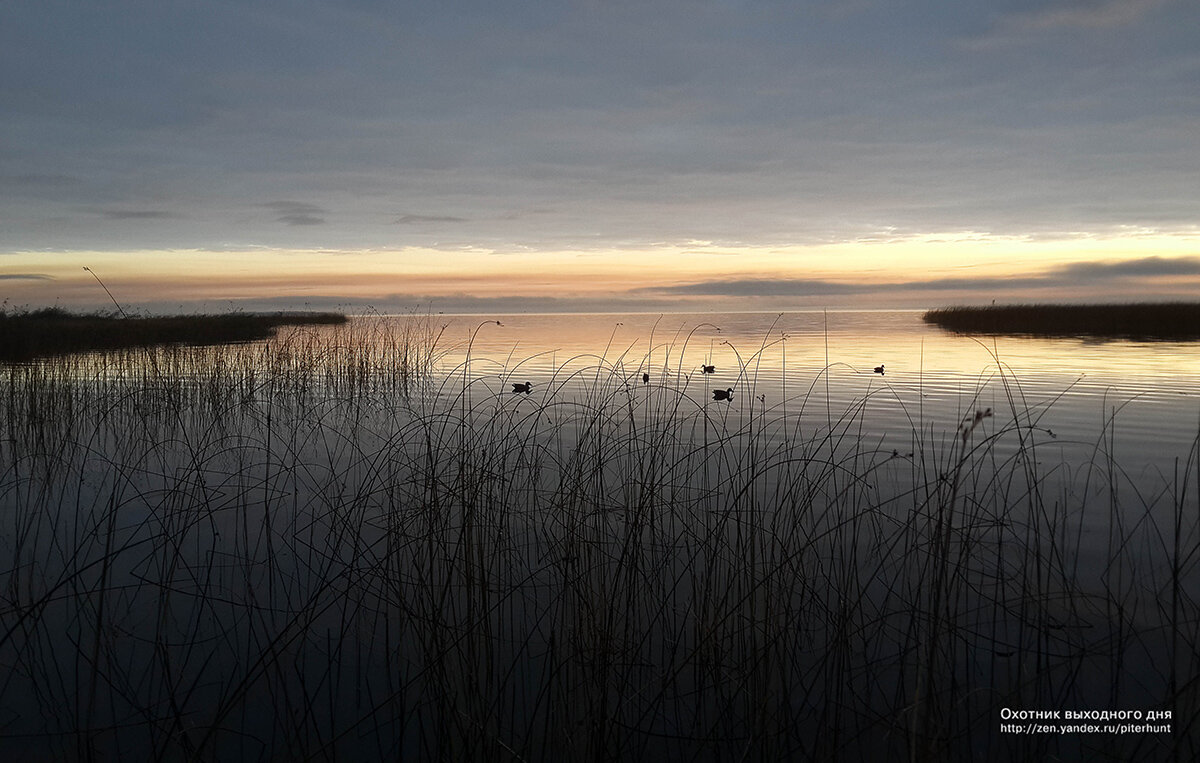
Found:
0,316 -> 1196,761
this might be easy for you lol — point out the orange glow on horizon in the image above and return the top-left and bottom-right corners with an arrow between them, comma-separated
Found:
4,229 -> 1200,309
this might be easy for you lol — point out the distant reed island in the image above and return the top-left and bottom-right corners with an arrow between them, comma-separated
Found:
0,308 -> 347,361
923,302 -> 1200,340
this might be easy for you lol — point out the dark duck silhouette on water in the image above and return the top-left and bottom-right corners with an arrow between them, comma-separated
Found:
512,381 -> 532,394
642,372 -> 650,384
712,387 -> 733,402
873,364 -> 885,376
701,365 -> 716,374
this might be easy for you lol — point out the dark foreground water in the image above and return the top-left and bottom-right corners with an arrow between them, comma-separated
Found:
0,310 -> 1196,761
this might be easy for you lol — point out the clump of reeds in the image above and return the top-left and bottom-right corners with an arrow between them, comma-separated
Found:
0,307 -> 348,362
923,302 -> 1200,340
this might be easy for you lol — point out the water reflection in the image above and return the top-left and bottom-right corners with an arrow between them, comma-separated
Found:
425,310 -> 1200,475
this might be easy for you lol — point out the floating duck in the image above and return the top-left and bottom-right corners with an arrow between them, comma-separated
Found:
701,365 -> 716,374
642,372 -> 650,384
873,364 -> 885,375
512,381 -> 532,394
712,387 -> 733,401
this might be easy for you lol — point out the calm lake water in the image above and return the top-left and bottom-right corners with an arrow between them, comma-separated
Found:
3,309 -> 1196,760
428,309 -> 1200,475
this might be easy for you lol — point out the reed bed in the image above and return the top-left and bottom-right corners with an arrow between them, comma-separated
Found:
0,308 -> 348,362
923,302 -> 1200,340
0,316 -> 1196,761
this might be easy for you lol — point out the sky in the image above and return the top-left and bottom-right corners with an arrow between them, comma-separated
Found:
3,0 -> 1199,313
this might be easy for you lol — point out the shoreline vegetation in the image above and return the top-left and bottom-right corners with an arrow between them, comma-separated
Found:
0,307 -> 347,361
923,302 -> 1200,340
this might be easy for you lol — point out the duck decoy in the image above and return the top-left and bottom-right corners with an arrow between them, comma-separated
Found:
712,387 -> 733,402
701,365 -> 715,374
512,381 -> 532,394
873,364 -> 885,375
642,372 -> 650,384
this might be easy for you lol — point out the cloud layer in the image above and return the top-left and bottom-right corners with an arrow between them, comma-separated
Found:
642,256 -> 1200,298
2,1 -> 1198,309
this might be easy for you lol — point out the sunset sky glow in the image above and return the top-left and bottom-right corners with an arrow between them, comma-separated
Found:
4,1 -> 1199,312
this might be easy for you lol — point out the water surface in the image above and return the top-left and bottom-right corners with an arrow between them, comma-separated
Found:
427,310 -> 1200,474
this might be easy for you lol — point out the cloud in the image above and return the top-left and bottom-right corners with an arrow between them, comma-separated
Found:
6,174 -> 78,187
497,209 -> 553,221
1052,255 -> 1200,278
960,0 -> 1178,50
640,256 -> 1200,298
0,174 -> 84,203
260,201 -> 327,226
642,275 -> 1052,297
277,214 -> 326,226
644,278 -> 864,297
3,2 -> 1198,259
98,209 -> 177,220
261,201 -> 324,212
394,213 -> 469,225
0,273 -> 53,281
1007,0 -> 1171,31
